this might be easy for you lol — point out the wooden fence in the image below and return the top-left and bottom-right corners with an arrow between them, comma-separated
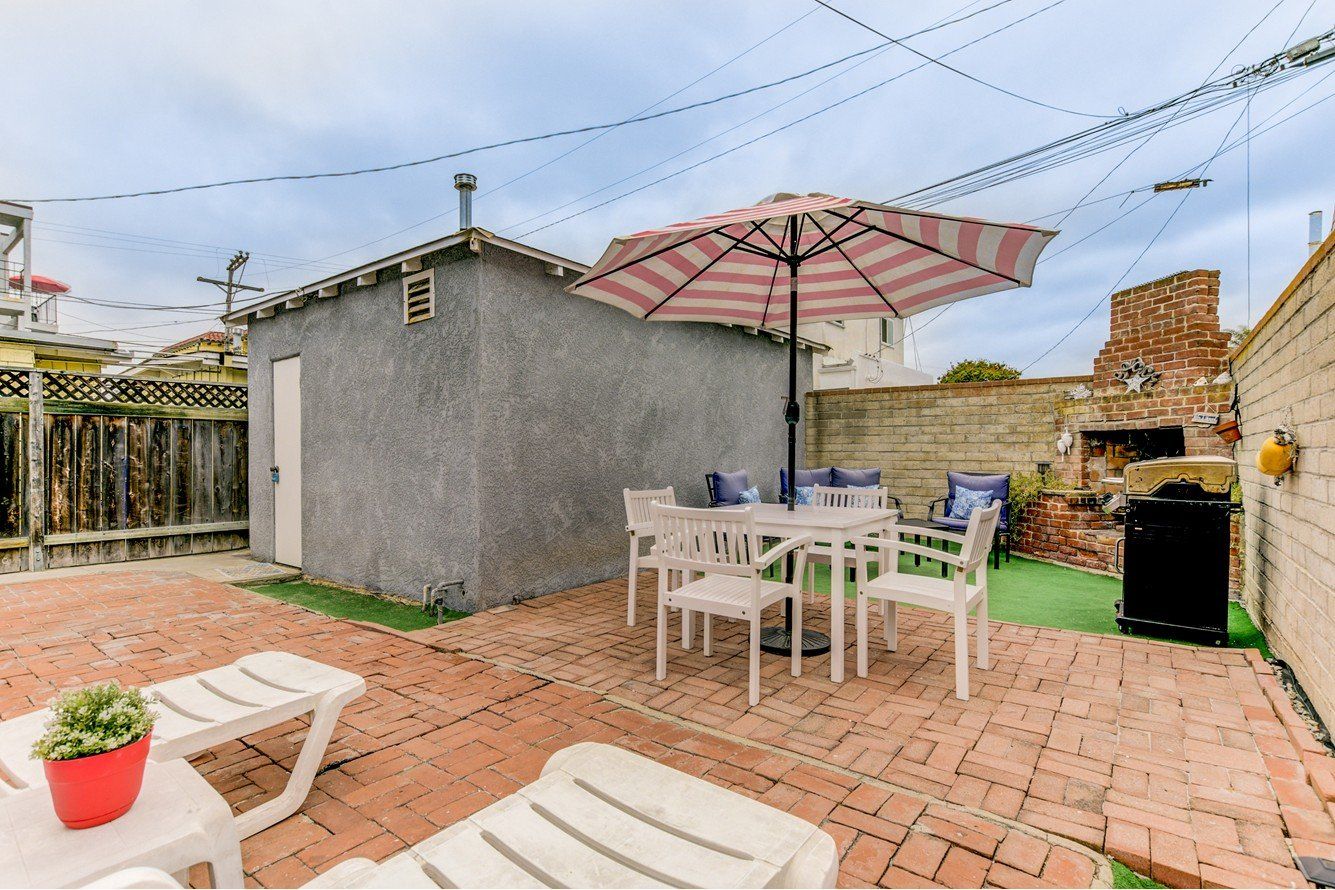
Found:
0,367 -> 248,573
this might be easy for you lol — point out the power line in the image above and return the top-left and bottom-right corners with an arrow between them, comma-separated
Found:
514,0 -> 1071,239
811,0 -> 1115,118
6,28 -> 991,205
1019,84 -> 1263,373
265,0 -> 1018,280
253,6 -> 828,280
496,0 -> 1002,238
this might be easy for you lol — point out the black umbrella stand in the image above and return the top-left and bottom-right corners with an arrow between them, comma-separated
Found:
759,216 -> 832,657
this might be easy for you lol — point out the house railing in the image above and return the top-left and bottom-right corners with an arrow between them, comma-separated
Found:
0,367 -> 249,573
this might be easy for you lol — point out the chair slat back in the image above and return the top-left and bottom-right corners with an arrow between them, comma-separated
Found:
652,504 -> 761,578
959,500 -> 1003,571
812,484 -> 888,510
624,487 -> 676,530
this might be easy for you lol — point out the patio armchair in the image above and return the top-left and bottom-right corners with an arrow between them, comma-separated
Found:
706,468 -> 754,506
623,486 -> 676,627
89,743 -> 839,889
929,471 -> 1010,568
653,503 -> 811,706
852,500 -> 1002,700
802,484 -> 898,601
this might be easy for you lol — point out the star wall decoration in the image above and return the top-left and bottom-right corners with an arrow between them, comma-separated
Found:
1113,358 -> 1161,393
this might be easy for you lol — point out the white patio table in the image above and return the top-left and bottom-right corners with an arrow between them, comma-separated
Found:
713,502 -> 897,682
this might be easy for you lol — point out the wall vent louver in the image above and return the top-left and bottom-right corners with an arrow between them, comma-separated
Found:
402,269 -> 435,324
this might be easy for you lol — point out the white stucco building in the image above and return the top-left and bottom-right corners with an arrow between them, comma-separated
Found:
800,316 -> 934,390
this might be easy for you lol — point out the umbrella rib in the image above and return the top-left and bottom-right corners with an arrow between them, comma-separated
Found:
806,214 -> 900,318
760,257 -> 782,329
574,228 -> 720,288
800,225 -> 875,263
715,230 -> 784,262
643,237 -> 741,319
797,207 -> 867,261
823,209 -> 1025,287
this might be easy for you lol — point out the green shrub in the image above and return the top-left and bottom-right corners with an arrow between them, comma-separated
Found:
30,682 -> 157,762
939,359 -> 1021,384
1008,470 -> 1058,525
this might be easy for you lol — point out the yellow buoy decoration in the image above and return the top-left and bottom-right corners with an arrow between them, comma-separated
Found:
1256,427 -> 1296,478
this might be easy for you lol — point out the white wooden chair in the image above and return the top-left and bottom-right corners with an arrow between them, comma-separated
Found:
623,486 -> 676,626
652,504 -> 811,706
801,485 -> 896,602
852,501 -> 1002,700
0,651 -> 365,839
89,742 -> 839,889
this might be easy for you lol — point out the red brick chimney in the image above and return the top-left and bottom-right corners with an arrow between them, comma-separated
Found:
1092,270 -> 1230,393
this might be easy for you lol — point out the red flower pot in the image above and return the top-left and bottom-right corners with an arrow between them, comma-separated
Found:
42,733 -> 151,829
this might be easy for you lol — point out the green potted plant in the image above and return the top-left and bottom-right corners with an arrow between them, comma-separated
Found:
30,682 -> 157,829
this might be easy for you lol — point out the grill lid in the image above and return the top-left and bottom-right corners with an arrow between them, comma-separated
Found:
1123,455 -> 1237,496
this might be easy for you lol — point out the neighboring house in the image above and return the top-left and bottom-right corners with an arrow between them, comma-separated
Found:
224,224 -> 817,610
0,201 -> 127,373
126,330 -> 248,384
800,316 -> 934,389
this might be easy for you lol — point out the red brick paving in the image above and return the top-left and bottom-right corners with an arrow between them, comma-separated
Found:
417,571 -> 1335,888
0,571 -> 1109,888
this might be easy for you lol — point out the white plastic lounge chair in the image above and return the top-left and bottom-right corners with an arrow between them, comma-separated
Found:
0,651 -> 365,839
86,742 -> 839,889
852,501 -> 1002,700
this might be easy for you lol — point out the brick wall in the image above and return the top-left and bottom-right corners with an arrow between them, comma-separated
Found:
1232,232 -> 1335,727
1014,491 -> 1120,573
805,376 -> 1087,520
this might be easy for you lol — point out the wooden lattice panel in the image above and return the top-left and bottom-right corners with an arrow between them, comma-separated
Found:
0,369 -> 29,400
39,371 -> 246,410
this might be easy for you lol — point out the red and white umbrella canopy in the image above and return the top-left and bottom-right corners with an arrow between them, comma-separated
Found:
567,193 -> 1056,326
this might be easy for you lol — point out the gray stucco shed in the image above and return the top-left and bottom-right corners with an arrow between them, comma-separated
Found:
235,229 -> 815,610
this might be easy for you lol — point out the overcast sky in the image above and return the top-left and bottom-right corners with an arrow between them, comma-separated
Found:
5,0 -> 1332,376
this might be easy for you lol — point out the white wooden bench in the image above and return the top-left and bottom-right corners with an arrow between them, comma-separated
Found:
0,651 -> 366,839
88,742 -> 839,889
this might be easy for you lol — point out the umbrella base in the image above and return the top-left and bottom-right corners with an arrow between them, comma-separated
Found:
759,626 -> 831,656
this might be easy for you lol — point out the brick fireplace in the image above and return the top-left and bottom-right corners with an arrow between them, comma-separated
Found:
1015,270 -> 1238,582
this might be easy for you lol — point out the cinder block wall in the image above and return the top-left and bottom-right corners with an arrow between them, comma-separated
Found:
805,376 -> 1088,520
1232,234 -> 1335,728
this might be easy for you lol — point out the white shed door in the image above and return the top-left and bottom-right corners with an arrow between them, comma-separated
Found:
272,356 -> 302,567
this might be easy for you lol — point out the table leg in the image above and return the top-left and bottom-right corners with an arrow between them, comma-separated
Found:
829,530 -> 846,682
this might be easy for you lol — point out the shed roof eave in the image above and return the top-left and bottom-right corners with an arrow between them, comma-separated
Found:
222,228 -> 591,325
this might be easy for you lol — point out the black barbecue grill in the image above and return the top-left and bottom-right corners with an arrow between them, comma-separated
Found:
1114,456 -> 1240,646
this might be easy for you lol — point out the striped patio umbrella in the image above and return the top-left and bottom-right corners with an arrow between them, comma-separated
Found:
569,191 -> 1057,508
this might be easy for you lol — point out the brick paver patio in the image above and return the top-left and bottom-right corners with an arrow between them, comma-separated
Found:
0,571 -> 1114,889
418,572 -> 1335,889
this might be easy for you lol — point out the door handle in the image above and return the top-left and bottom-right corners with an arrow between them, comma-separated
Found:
271,465 -> 280,484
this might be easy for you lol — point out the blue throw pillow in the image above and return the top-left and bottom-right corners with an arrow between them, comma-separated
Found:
850,484 -> 879,490
832,467 -> 881,488
795,485 -> 814,506
737,485 -> 761,504
949,486 -> 994,521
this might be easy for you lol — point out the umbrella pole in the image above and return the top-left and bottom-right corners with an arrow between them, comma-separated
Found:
760,233 -> 832,658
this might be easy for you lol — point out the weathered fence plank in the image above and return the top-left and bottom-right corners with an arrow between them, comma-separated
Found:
0,368 -> 249,573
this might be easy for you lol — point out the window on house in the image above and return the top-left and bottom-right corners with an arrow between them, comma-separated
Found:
879,317 -> 895,346
402,269 -> 435,324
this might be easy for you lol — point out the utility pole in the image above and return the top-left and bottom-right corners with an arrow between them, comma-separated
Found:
198,250 -> 264,349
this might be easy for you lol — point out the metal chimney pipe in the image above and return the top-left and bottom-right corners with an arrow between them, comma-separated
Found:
455,173 -> 478,230
1310,210 -> 1325,255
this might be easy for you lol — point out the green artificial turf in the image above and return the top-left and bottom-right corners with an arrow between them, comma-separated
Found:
1111,860 -> 1164,888
244,580 -> 466,632
793,546 -> 1271,655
